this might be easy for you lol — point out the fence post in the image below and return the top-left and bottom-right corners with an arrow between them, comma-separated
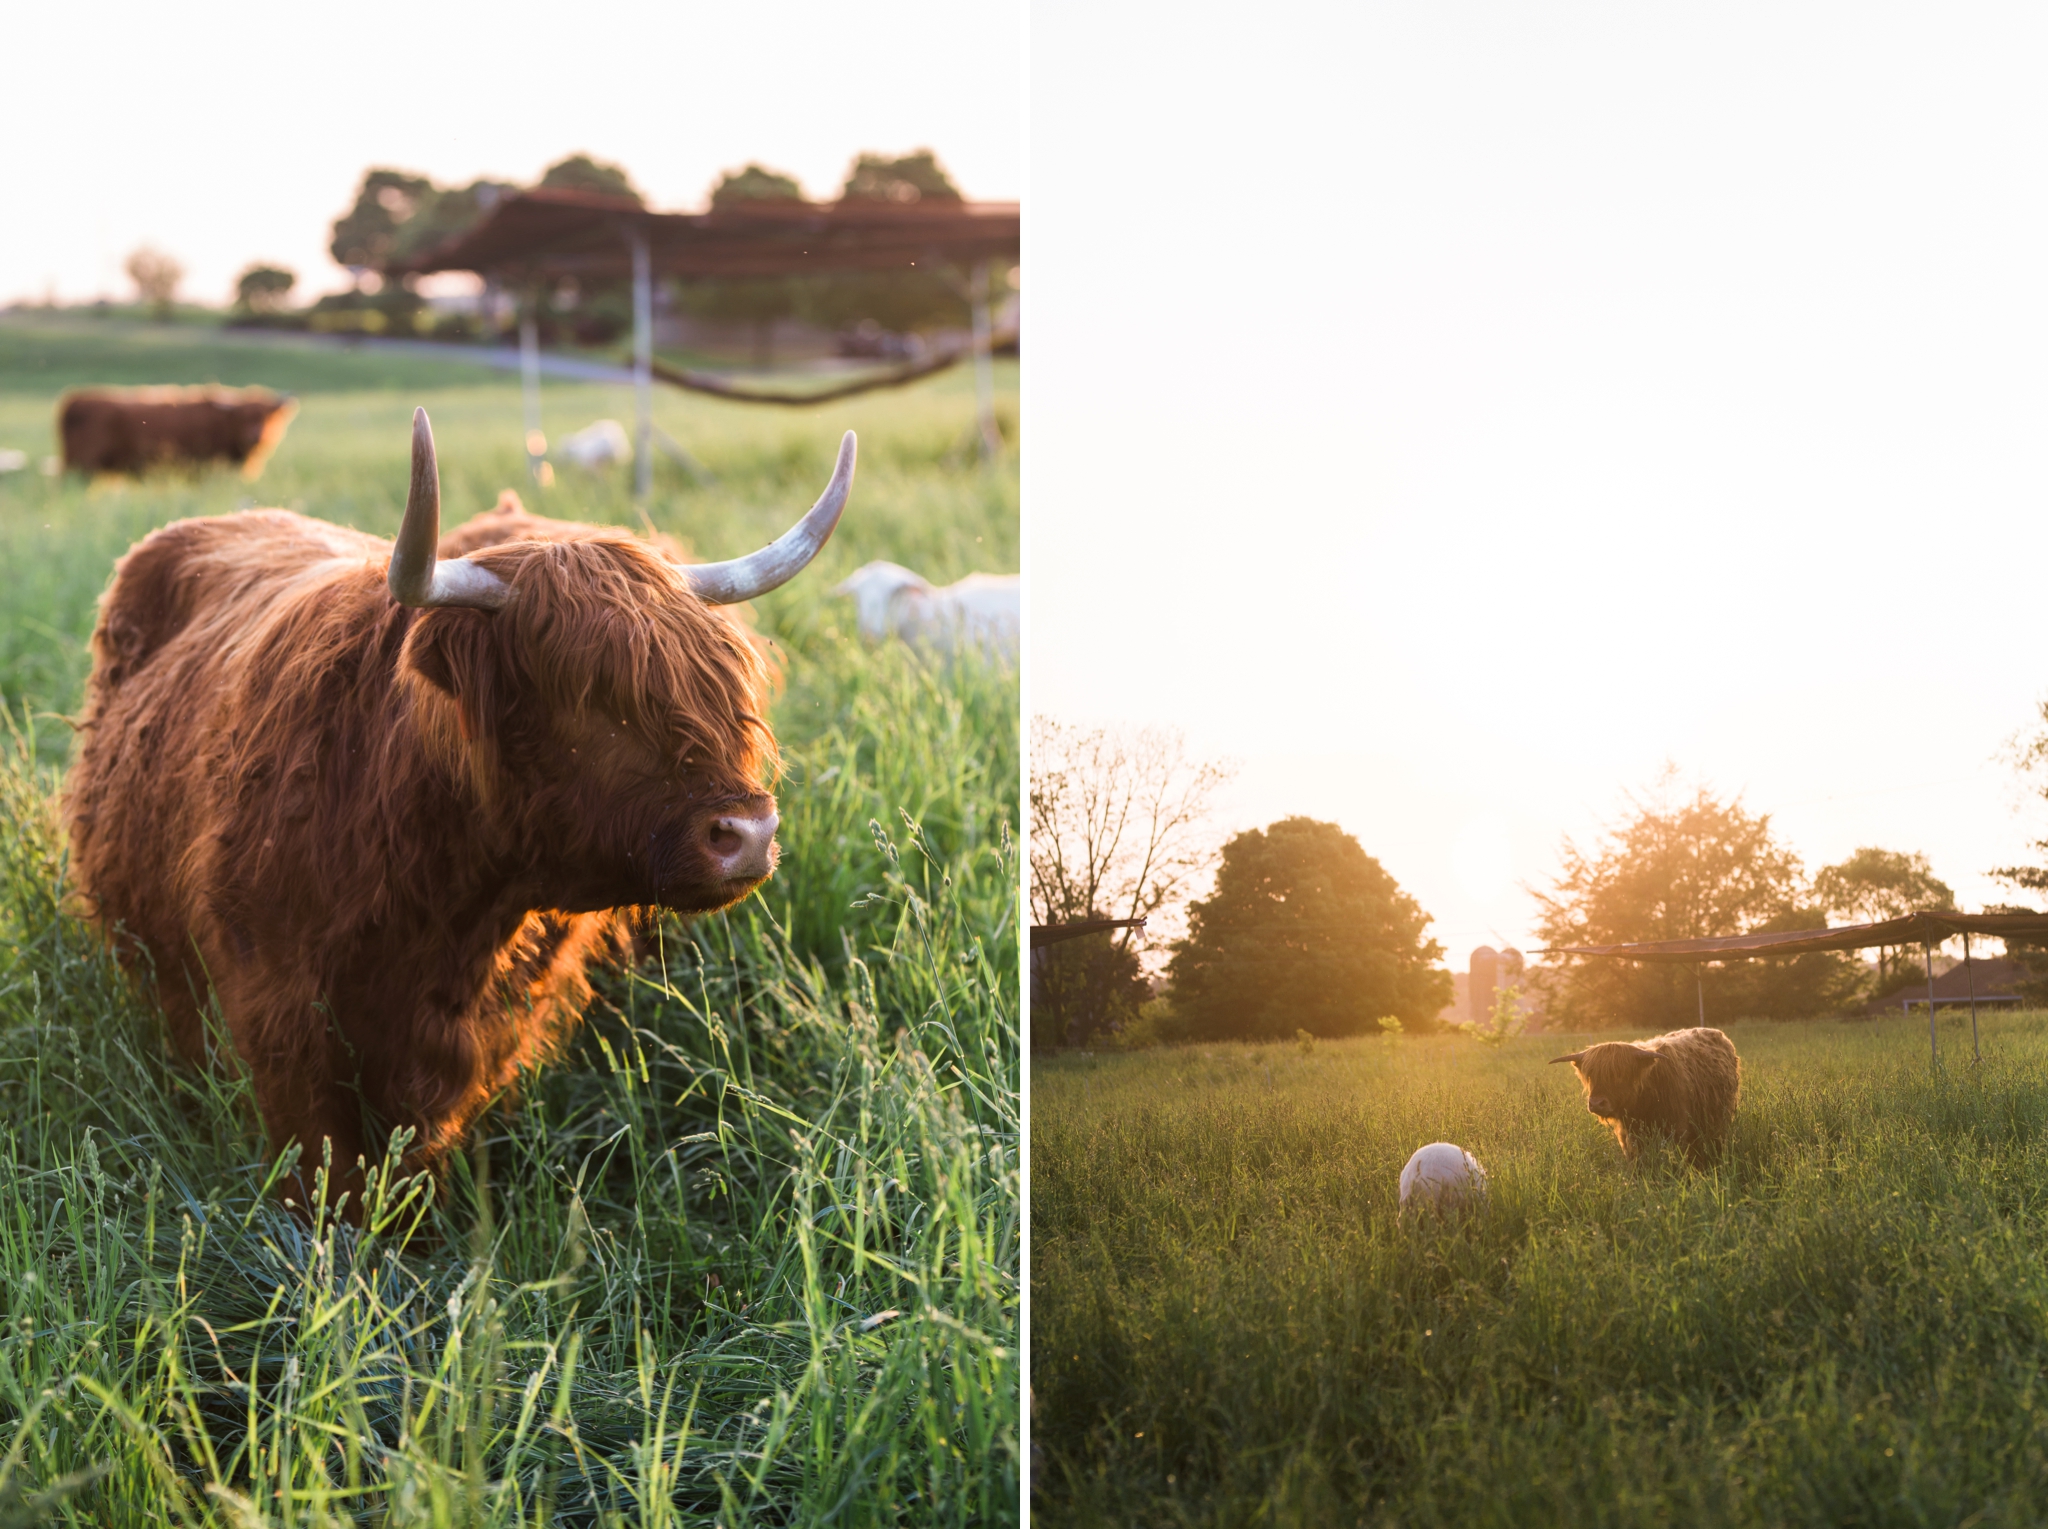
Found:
521,293 -> 545,485
1966,932 -> 1980,1063
1926,943 -> 1939,1069
632,230 -> 653,502
970,260 -> 999,461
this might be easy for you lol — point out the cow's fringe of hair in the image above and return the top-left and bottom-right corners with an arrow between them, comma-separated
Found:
463,531 -> 780,786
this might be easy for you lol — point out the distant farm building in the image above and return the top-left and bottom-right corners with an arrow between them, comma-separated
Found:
1440,945 -> 1549,1032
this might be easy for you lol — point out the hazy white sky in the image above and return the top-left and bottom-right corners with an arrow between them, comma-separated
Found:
1030,4 -> 2048,963
1,0 -> 1020,305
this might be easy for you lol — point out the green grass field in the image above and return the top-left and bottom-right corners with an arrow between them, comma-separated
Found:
0,315 -> 1018,1525
1032,1014 -> 2048,1527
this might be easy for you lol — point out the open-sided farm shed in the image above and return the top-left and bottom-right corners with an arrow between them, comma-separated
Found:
1549,909 -> 2048,1066
391,188 -> 1022,492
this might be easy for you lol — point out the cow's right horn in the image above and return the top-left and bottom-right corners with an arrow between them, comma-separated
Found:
682,431 -> 856,605
388,408 -> 512,611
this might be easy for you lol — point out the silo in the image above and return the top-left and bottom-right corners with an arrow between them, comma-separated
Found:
1469,946 -> 1499,1027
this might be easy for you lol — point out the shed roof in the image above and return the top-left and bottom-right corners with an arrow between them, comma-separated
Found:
1546,910 -> 2048,963
391,187 -> 1021,280
1030,917 -> 1148,951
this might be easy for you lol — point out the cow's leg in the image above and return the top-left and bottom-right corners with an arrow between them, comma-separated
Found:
225,989 -> 375,1221
265,1083 -> 372,1221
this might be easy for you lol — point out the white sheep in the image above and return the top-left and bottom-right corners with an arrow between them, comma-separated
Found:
833,560 -> 1019,655
1398,1142 -> 1488,1218
557,419 -> 633,471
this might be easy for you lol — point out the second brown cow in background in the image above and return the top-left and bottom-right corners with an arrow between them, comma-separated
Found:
59,385 -> 298,477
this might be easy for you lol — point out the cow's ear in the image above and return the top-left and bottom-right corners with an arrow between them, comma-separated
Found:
401,610 -> 499,743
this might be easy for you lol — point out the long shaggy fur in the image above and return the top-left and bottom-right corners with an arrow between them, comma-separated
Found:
64,500 -> 778,1214
1552,1027 -> 1742,1167
59,386 -> 298,478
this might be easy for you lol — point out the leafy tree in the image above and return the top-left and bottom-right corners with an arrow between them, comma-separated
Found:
801,150 -> 976,335
1533,770 -> 1859,1028
1167,817 -> 1452,1041
402,178 -> 516,260
537,153 -> 641,204
1814,846 -> 1954,992
330,170 -> 437,273
233,264 -> 295,314
1988,700 -> 2048,1000
710,163 -> 804,207
123,247 -> 182,320
1994,702 -> 2048,901
330,170 -> 517,279
1030,930 -> 1152,1051
677,164 -> 812,363
841,150 -> 962,203
1029,719 -> 1233,1049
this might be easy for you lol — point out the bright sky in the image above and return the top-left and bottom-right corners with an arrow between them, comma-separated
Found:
1,0 -> 1020,306
1030,4 -> 2048,965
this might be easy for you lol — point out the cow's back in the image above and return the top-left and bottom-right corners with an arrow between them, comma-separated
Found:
64,511 -> 389,1047
57,387 -> 293,475
1645,1026 -> 1742,1147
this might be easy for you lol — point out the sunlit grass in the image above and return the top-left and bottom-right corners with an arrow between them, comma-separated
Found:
1033,1017 -> 2048,1526
0,317 -> 1018,1525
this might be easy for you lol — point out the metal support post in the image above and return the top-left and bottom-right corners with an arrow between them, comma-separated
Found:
632,231 -> 653,501
970,260 -> 999,461
1695,964 -> 1705,1027
520,298 -> 546,485
1926,943 -> 1939,1069
1966,933 -> 1980,1062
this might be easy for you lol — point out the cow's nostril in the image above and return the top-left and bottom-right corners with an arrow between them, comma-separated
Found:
706,811 -> 779,880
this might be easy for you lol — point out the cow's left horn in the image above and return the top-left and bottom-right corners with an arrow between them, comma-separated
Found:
682,431 -> 856,605
388,407 -> 512,611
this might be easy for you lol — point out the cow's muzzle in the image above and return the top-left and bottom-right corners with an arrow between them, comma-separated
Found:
705,809 -> 779,883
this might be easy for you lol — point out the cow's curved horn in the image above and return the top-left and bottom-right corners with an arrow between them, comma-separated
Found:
1549,1051 -> 1587,1065
388,408 -> 512,611
682,431 -> 856,605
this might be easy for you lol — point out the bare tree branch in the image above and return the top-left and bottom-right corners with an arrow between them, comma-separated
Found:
1029,718 -> 1235,963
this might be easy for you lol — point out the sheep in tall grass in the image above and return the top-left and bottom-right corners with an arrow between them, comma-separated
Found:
1399,1142 -> 1488,1219
833,560 -> 1019,655
559,419 -> 632,471
1550,1026 -> 1741,1167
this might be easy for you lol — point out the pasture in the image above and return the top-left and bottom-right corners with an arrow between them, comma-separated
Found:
1033,1015 -> 2048,1526
0,315 -> 1018,1525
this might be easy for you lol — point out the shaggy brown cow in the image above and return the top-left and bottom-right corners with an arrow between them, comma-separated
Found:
64,408 -> 855,1215
1550,1026 -> 1741,1166
60,386 -> 299,477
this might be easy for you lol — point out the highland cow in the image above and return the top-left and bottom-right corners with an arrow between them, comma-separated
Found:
1550,1027 -> 1741,1166
59,386 -> 299,478
63,408 -> 855,1216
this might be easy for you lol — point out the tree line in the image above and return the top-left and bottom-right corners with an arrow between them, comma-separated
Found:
1030,719 -> 1450,1048
1030,722 -> 2029,1050
232,149 -> 1002,347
